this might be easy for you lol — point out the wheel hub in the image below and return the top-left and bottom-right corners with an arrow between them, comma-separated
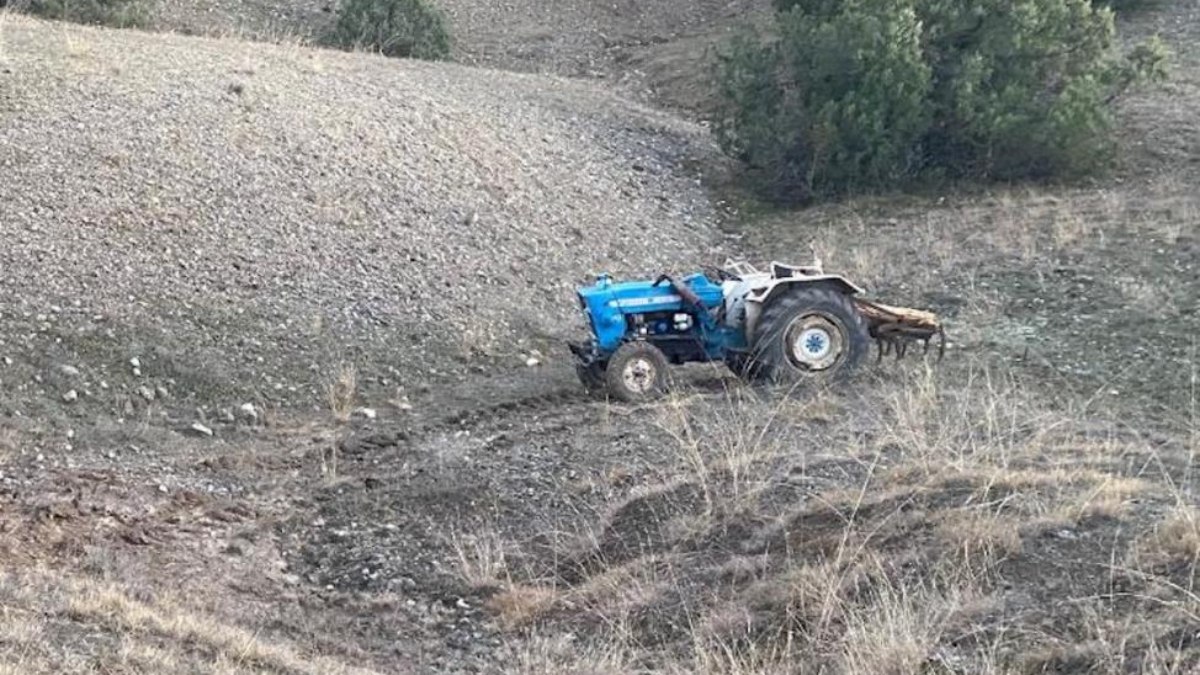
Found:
786,316 -> 845,372
621,357 -> 658,394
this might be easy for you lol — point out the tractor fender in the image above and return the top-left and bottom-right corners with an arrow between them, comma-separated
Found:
741,275 -> 865,341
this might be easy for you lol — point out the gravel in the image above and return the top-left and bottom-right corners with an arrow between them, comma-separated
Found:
146,0 -> 768,81
0,16 -> 724,412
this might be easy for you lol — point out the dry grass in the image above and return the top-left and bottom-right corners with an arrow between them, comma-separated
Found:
0,567 -> 376,675
501,633 -> 635,675
934,510 -> 1024,563
1139,504 -> 1200,569
1061,474 -> 1154,522
493,361 -> 1195,673
326,363 -> 358,423
486,585 -> 561,631
835,574 -> 966,675
655,385 -> 821,515
450,528 -> 511,590
0,427 -> 17,463
67,583 -> 369,674
568,555 -> 677,617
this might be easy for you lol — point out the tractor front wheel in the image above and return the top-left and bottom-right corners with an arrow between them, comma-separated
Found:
605,341 -> 670,403
750,287 -> 869,387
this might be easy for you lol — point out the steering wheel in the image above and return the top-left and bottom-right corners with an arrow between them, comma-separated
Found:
703,265 -> 740,283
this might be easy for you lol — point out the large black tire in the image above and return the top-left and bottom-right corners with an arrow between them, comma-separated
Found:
749,287 -> 870,386
604,341 -> 670,403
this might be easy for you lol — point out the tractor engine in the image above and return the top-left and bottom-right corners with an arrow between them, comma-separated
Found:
568,271 -> 739,370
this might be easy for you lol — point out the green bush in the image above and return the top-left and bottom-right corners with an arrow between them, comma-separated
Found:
18,0 -> 153,28
716,0 -> 1168,202
329,0 -> 451,61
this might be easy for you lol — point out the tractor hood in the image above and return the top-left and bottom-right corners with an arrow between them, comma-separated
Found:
575,272 -> 724,350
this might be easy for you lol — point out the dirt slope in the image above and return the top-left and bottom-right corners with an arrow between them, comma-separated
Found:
0,14 -> 723,422
147,0 -> 770,112
2,3 -> 1198,675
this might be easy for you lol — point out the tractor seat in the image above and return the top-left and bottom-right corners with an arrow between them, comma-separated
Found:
771,262 -> 822,279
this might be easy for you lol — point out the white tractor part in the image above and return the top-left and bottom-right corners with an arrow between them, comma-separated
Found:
718,257 -> 945,372
717,259 -> 865,342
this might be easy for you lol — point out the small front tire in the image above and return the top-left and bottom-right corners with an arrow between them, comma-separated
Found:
605,341 -> 670,403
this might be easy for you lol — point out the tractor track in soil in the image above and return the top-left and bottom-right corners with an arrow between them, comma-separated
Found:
340,361 -> 745,456
338,384 -> 596,455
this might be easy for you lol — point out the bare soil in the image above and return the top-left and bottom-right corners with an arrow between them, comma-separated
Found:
1,2 -> 1198,674
147,0 -> 772,113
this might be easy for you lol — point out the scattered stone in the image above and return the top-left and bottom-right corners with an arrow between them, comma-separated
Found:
59,365 -> 80,377
352,407 -> 377,420
238,402 -> 260,423
120,527 -> 152,546
185,422 -> 214,437
219,408 -> 236,424
62,389 -> 78,403
525,356 -> 540,367
1,357 -> 11,366
129,357 -> 141,369
137,386 -> 155,402
155,385 -> 170,400
158,484 -> 168,493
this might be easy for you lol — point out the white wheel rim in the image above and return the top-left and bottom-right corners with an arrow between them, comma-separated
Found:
621,357 -> 658,394
798,327 -> 833,360
786,316 -> 845,372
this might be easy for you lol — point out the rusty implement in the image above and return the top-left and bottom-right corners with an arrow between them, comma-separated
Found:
853,298 -> 946,362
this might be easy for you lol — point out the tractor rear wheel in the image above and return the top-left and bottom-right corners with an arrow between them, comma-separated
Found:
605,341 -> 670,403
749,287 -> 869,387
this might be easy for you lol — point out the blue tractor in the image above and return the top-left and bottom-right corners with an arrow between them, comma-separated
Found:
568,260 -> 944,401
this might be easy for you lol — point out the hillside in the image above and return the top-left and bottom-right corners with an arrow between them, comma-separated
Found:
147,0 -> 770,112
0,13 -> 723,423
1,2 -> 1198,674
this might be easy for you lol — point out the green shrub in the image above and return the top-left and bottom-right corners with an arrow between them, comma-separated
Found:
329,0 -> 451,61
717,0 -> 932,200
716,0 -> 1168,202
17,0 -> 153,28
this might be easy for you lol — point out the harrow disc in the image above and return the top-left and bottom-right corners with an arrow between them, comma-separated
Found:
852,298 -> 946,363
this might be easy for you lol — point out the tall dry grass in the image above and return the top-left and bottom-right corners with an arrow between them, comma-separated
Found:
476,362 -> 1199,674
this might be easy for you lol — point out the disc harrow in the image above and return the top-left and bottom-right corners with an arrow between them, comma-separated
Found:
852,298 -> 946,363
